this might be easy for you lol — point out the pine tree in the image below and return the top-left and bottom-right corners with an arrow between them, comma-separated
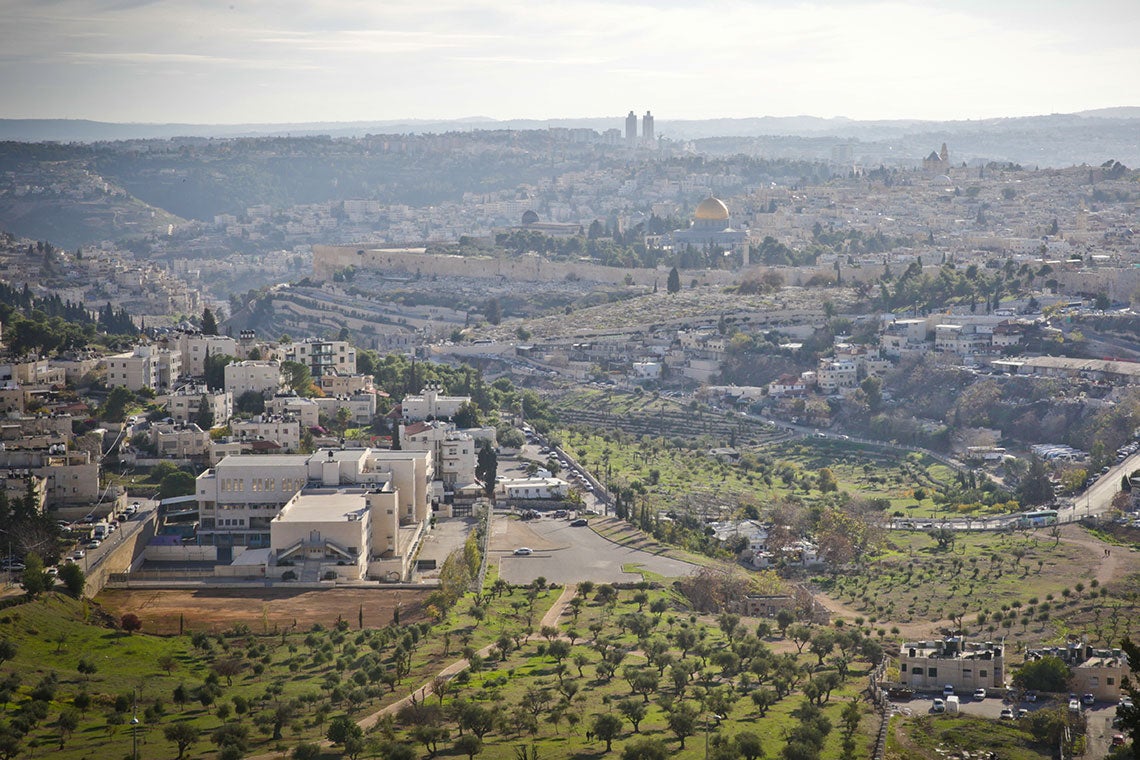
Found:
667,266 -> 681,294
201,308 -> 218,335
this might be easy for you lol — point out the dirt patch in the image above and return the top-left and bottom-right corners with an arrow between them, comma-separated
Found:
96,588 -> 431,635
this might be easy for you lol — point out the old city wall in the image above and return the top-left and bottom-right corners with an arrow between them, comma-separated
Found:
313,245 -> 740,288
311,245 -> 893,290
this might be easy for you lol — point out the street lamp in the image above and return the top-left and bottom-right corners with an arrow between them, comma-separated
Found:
130,689 -> 140,760
704,713 -> 724,760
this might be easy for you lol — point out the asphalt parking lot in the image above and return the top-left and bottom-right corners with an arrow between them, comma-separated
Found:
413,517 -> 478,581
494,513 -> 696,585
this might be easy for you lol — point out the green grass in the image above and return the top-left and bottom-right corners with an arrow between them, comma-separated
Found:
814,530 -> 1101,636
885,714 -> 1056,760
393,585 -> 877,760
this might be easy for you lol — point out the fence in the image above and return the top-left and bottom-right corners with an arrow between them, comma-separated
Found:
472,499 -> 492,593
868,656 -> 890,760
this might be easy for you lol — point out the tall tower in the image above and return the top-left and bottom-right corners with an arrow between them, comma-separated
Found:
625,111 -> 637,145
642,111 -> 655,143
940,142 -> 949,164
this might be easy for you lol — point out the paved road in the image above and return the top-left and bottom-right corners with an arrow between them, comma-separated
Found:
496,515 -> 695,584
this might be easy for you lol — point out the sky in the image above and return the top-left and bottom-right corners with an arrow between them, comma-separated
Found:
1,0 -> 1138,125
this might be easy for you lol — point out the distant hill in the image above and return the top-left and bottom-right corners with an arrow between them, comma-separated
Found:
2,108 -> 1139,144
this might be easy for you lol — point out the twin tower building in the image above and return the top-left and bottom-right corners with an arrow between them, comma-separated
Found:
625,110 -> 655,146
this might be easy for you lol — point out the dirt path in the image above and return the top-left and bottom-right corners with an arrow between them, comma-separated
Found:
244,584 -> 578,760
1054,524 -> 1133,587
813,523 -> 1138,642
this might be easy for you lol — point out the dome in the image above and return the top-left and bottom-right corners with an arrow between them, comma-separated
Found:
694,196 -> 729,221
521,209 -> 540,225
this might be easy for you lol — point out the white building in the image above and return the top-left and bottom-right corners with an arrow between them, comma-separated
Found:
401,421 -> 477,488
278,339 -> 356,377
161,385 -> 233,426
230,415 -> 303,453
265,394 -> 321,427
105,345 -> 182,392
224,360 -> 283,399
150,422 -> 211,460
401,386 -> 472,422
195,447 -> 432,549
497,477 -> 570,501
170,333 -> 239,376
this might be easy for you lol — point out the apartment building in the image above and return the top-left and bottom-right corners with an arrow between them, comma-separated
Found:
105,345 -> 181,391
230,415 -> 302,453
400,420 -> 477,487
161,385 -> 233,426
401,386 -> 471,422
224,360 -> 282,399
278,339 -> 356,377
898,638 -> 1005,692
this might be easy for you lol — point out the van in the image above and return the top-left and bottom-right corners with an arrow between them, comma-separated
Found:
92,523 -> 109,540
945,696 -> 960,715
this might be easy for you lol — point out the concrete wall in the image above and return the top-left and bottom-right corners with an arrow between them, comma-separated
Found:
85,516 -> 156,597
144,545 -> 218,562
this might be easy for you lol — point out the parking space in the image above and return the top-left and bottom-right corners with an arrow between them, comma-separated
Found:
492,513 -> 695,585
413,517 -> 478,581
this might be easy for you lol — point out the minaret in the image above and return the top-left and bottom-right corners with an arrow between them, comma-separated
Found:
940,143 -> 949,165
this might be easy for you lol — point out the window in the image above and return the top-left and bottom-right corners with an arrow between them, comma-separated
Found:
927,668 -> 937,678
979,670 -> 987,678
1090,677 -> 1100,688
1107,677 -> 1115,686
900,663 -> 907,672
911,667 -> 923,676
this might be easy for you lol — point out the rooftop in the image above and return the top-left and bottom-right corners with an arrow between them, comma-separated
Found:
275,487 -> 377,523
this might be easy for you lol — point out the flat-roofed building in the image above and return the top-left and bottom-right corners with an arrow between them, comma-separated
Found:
898,638 -> 1005,693
196,447 -> 432,549
401,385 -> 471,422
105,345 -> 181,392
161,384 -> 233,426
225,360 -> 282,399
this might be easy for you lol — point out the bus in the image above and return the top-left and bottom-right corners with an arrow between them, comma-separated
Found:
1018,509 -> 1059,528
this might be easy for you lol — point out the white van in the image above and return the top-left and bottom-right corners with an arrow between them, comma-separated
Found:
92,523 -> 109,540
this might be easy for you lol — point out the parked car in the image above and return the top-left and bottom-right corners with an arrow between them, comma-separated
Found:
1018,709 -> 1029,719
72,550 -> 85,560
86,540 -> 101,550
513,547 -> 533,556
974,688 -> 987,700
1068,699 -> 1082,713
1024,691 -> 1038,702
570,519 -> 589,527
1113,734 -> 1127,747
931,699 -> 945,713
1082,693 -> 1095,706
1000,708 -> 1014,720
943,685 -> 956,697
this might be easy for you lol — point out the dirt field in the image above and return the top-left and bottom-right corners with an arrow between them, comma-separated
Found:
96,588 -> 431,635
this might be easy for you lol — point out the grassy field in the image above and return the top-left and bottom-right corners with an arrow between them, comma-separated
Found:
884,714 -> 1059,760
557,427 -> 966,523
813,529 -> 1105,638
0,578 -> 559,760
384,583 -> 879,760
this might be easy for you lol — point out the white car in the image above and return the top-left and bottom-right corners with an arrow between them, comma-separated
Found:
513,547 -> 533,556
974,688 -> 987,700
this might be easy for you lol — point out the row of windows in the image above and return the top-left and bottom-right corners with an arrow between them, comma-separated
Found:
219,477 -> 304,493
901,664 -> 989,679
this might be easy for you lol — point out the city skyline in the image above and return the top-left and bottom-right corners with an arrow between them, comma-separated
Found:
1,0 -> 1138,125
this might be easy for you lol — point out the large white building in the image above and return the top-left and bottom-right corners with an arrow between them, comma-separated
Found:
195,447 -> 432,550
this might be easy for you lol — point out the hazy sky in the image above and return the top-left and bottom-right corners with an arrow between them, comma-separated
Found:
2,0 -> 1137,124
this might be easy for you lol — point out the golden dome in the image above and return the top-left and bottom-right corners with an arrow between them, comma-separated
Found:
694,196 -> 729,221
